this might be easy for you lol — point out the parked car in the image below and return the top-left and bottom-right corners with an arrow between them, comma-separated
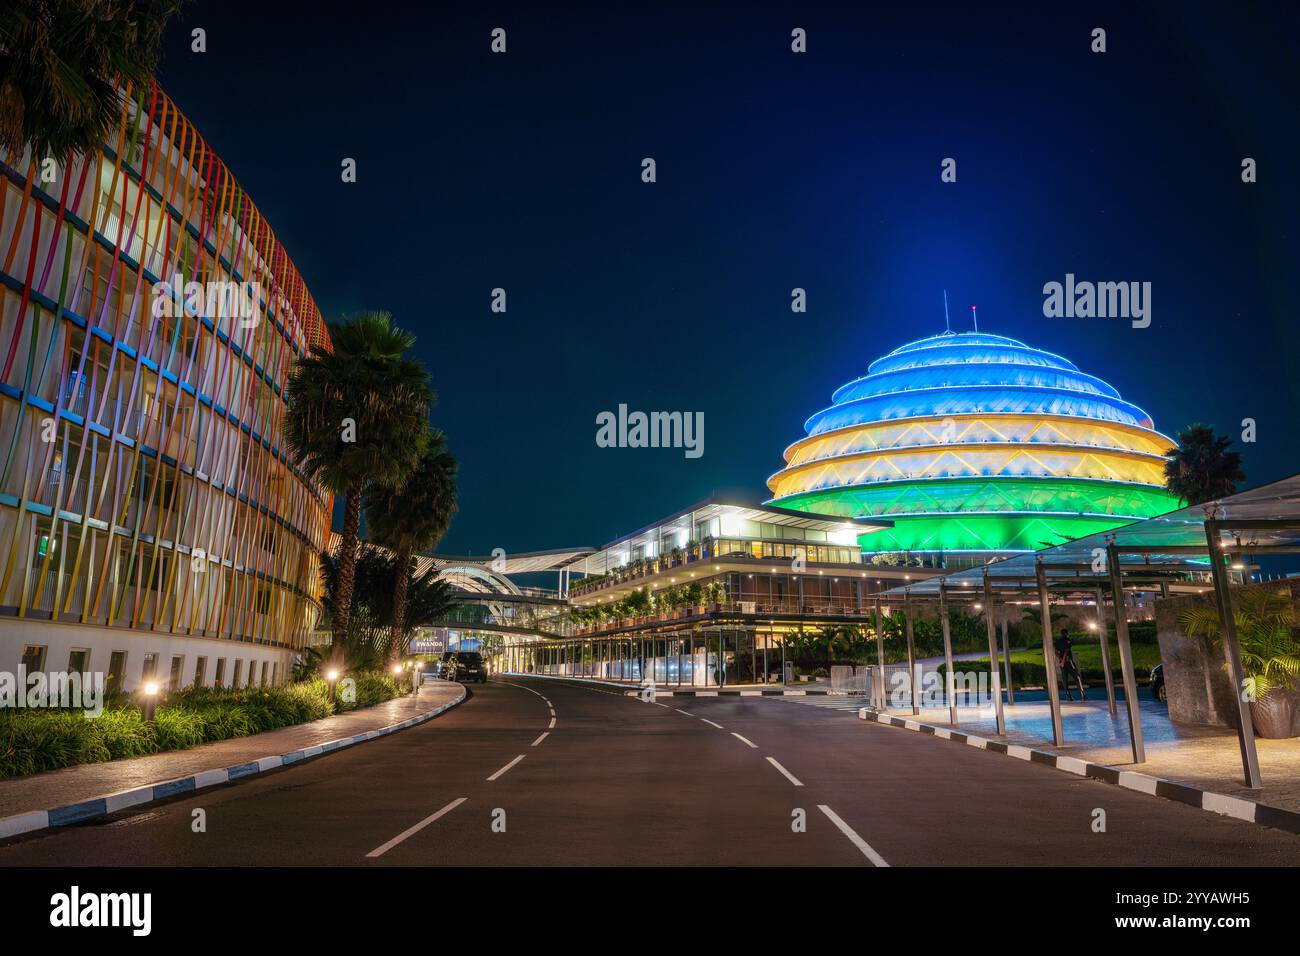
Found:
432,652 -> 455,679
1150,663 -> 1166,704
445,651 -> 488,684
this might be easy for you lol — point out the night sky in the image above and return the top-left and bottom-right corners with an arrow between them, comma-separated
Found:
154,2 -> 1300,556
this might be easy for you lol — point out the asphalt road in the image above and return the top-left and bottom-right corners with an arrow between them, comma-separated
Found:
2,676 -> 1298,866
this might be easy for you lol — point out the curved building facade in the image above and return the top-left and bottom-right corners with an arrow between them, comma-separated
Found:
0,84 -> 331,690
767,331 -> 1182,557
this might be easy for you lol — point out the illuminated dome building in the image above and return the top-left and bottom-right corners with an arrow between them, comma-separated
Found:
766,331 -> 1183,562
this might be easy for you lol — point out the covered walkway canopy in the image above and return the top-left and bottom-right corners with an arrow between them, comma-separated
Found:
875,474 -> 1300,789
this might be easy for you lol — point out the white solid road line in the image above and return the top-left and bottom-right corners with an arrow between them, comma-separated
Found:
487,754 -> 526,781
731,732 -> 758,748
366,797 -> 467,858
700,718 -> 724,729
675,708 -> 694,716
818,804 -> 890,867
548,717 -> 556,729
766,756 -> 804,787
531,732 -> 549,747
500,680 -> 548,699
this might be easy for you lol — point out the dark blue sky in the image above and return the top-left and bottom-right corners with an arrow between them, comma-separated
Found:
158,2 -> 1299,555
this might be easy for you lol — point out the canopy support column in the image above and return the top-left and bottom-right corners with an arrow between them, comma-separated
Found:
904,591 -> 919,715
1035,559 -> 1065,746
982,572 -> 1006,735
1106,541 -> 1145,764
1203,520 -> 1262,788
874,598 -> 886,710
939,582 -> 957,725
1095,587 -> 1117,716
1000,614 -> 1015,705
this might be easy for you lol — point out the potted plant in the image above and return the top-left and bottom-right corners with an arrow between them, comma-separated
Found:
1179,585 -> 1300,738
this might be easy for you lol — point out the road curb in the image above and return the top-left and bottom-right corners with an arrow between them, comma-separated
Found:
499,673 -> 830,697
857,707 -> 1300,836
624,688 -> 830,698
0,685 -> 468,841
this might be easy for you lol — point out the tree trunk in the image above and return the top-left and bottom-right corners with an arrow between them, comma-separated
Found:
332,482 -> 363,653
389,542 -> 412,661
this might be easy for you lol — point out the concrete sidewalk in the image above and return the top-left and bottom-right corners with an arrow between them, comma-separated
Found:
874,695 -> 1300,817
0,681 -> 466,832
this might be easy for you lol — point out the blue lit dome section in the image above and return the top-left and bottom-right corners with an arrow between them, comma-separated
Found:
766,331 -> 1183,554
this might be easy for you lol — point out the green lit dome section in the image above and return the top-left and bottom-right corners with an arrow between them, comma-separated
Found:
766,331 -> 1183,554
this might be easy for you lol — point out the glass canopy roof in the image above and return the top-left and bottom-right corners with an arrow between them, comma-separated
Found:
878,473 -> 1300,599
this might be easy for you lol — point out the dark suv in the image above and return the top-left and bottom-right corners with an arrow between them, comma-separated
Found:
445,651 -> 488,684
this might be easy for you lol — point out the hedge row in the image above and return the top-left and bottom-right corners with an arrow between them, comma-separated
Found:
0,673 -> 403,780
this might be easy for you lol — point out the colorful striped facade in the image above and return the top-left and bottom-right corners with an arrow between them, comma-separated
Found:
0,83 -> 331,691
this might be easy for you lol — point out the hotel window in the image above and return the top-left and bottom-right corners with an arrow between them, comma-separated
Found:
20,645 -> 47,673
193,657 -> 207,688
168,655 -> 184,692
31,517 -> 57,566
270,662 -> 278,686
108,651 -> 127,690
67,649 -> 91,675
141,653 -> 159,682
214,658 -> 226,687
261,661 -> 269,686
233,660 -> 243,687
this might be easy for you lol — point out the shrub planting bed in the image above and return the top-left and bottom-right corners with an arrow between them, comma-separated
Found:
0,673 -> 403,780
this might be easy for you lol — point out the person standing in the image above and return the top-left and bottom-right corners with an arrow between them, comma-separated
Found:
1054,626 -> 1088,701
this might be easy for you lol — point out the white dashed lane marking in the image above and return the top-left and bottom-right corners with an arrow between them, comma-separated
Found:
366,797 -> 467,859
818,805 -> 889,867
487,755 -> 526,781
766,757 -> 804,787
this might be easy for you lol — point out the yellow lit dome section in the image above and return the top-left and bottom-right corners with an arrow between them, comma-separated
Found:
766,331 -> 1184,555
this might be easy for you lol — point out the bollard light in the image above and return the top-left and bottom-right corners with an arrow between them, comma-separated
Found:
142,681 -> 160,723
326,669 -> 339,711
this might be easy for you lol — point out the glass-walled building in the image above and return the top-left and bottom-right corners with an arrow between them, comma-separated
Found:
489,498 -> 938,685
0,83 -> 332,690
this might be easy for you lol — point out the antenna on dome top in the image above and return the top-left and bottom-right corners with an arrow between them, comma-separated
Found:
943,289 -> 951,333
971,304 -> 979,332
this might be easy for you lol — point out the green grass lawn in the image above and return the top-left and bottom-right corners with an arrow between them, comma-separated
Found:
953,640 -> 1162,685
1000,641 -> 1162,670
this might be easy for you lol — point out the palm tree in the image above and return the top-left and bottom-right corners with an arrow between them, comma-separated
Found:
319,545 -> 457,668
365,430 -> 459,656
818,625 -> 852,663
1021,605 -> 1067,632
1179,586 -> 1300,738
1164,423 -> 1245,506
1,0 -> 183,161
284,312 -> 432,651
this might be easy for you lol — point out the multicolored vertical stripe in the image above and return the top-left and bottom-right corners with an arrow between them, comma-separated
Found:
0,82 -> 331,654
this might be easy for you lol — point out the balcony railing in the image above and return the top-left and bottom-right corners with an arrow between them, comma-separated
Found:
567,597 -> 871,636
570,542 -> 860,598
